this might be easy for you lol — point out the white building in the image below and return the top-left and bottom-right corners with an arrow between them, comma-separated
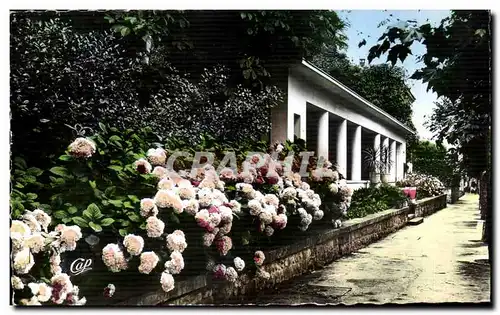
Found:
271,60 -> 416,189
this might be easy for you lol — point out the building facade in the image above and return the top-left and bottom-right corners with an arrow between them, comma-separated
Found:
271,60 -> 415,189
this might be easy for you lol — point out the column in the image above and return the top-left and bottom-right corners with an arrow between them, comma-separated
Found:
351,125 -> 362,181
396,143 -> 402,181
336,119 -> 347,177
400,142 -> 407,179
374,134 -> 381,173
390,140 -> 396,182
317,111 -> 329,162
271,100 -> 288,144
382,137 -> 389,174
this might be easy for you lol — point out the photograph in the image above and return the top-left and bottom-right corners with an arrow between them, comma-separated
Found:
9,8 -> 492,307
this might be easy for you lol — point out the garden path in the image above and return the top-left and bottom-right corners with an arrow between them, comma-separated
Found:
235,194 -> 490,305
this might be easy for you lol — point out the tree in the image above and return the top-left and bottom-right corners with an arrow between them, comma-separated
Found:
365,10 -> 490,177
411,140 -> 454,186
366,10 -> 492,261
103,10 -> 347,88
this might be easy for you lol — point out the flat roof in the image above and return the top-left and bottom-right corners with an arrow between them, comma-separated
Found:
300,59 -> 416,135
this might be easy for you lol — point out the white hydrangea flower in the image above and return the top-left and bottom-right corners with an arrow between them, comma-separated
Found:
12,247 -> 35,274
160,272 -> 175,292
123,234 -> 144,256
11,276 -> 24,290
233,257 -> 245,272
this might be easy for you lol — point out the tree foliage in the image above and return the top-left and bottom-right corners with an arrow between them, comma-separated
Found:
411,140 -> 455,186
104,10 -> 347,88
366,10 -> 491,177
10,13 -> 285,168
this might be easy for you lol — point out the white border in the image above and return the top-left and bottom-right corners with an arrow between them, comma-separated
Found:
2,2 -> 498,315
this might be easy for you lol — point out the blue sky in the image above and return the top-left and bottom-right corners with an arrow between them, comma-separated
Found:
336,10 -> 451,140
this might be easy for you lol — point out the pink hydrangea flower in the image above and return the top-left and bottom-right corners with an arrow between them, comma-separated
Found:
254,250 -> 265,266
212,264 -> 227,280
215,236 -> 232,256
135,158 -> 152,174
102,244 -> 128,273
146,216 -> 165,238
68,137 -> 96,159
138,251 -> 159,274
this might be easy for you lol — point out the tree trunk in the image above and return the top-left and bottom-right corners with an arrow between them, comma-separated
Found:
479,172 -> 487,219
480,171 -> 491,265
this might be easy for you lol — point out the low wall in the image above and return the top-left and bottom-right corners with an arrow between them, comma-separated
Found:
117,195 -> 447,306
412,194 -> 447,217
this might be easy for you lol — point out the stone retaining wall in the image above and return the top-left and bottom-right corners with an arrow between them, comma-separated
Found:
117,194 -> 447,306
412,194 -> 447,217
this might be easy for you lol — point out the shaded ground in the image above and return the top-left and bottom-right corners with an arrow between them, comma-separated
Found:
232,194 -> 490,305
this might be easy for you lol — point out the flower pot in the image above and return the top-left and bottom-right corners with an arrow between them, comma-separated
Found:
381,173 -> 390,183
369,172 -> 380,184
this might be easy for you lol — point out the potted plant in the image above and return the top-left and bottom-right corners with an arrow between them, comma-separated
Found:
380,144 -> 394,184
362,147 -> 382,184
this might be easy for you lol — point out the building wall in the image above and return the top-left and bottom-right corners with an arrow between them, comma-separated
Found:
282,68 -> 409,187
286,71 -> 407,145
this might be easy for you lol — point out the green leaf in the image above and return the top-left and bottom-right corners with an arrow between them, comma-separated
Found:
98,122 -> 107,133
62,217 -> 72,224
358,39 -> 367,48
109,199 -> 123,208
120,26 -> 131,37
108,165 -> 123,172
120,220 -> 131,227
475,28 -> 486,37
127,212 -> 142,222
26,167 -> 43,177
72,216 -> 89,227
85,203 -> 103,220
26,193 -> 37,200
53,210 -> 68,219
104,186 -> 117,196
118,229 -> 128,237
100,218 -> 115,226
109,135 -> 123,142
89,181 -> 97,189
242,69 -> 252,79
67,206 -> 78,214
89,222 -> 102,232
49,166 -> 69,177
104,16 -> 115,24
387,46 -> 399,66
14,157 -> 27,170
58,155 -> 72,161
241,230 -> 251,245
123,201 -> 134,209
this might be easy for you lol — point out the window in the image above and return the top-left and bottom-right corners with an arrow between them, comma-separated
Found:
294,114 -> 301,139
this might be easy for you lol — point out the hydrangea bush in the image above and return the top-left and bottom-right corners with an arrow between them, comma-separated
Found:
396,173 -> 446,199
10,209 -> 86,306
10,132 -> 354,305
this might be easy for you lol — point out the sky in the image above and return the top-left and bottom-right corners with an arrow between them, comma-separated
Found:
336,10 -> 451,141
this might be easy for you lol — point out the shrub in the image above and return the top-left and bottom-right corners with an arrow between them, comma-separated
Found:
346,184 -> 407,219
396,173 -> 446,198
10,132 -> 354,305
10,158 -> 47,219
10,16 -> 140,167
11,15 -> 283,169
